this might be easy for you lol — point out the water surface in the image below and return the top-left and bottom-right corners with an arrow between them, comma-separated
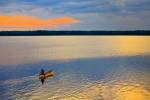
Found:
0,36 -> 150,100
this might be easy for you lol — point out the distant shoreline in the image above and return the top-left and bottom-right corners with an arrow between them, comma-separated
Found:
0,30 -> 150,36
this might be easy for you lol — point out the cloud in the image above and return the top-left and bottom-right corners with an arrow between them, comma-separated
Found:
115,0 -> 125,7
61,12 -> 150,30
0,0 -> 9,6
1,0 -> 150,15
0,15 -> 79,30
0,0 -> 149,15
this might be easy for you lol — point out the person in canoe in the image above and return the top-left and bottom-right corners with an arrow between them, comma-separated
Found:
39,69 -> 45,84
39,69 -> 54,84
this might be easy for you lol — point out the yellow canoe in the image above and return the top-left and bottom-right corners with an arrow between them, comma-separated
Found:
39,70 -> 54,79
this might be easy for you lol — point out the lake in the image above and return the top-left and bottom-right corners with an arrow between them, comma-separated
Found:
0,36 -> 150,100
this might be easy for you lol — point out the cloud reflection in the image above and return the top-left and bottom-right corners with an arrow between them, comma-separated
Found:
0,36 -> 150,65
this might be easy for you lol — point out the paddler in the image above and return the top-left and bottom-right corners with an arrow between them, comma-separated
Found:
40,69 -> 45,84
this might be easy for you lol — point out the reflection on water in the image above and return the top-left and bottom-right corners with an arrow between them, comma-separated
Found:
2,62 -> 150,100
0,36 -> 150,65
0,36 -> 150,100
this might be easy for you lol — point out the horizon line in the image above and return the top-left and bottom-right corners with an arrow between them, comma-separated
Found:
0,30 -> 150,36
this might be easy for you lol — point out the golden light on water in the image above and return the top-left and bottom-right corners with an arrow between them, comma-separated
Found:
113,83 -> 150,100
1,35 -> 149,100
116,36 -> 150,56
27,81 -> 150,100
0,36 -> 150,65
15,69 -> 149,100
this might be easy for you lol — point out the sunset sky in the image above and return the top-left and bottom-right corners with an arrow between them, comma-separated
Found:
0,0 -> 150,30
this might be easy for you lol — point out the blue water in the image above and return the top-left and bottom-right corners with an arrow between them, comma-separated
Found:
0,56 -> 150,100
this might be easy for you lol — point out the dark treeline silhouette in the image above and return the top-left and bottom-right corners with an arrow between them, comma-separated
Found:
0,30 -> 150,36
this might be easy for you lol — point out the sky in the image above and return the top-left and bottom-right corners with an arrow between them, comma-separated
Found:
0,0 -> 150,30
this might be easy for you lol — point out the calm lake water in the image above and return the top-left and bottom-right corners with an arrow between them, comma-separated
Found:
0,36 -> 150,100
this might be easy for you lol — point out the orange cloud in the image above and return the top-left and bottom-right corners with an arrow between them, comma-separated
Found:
0,15 -> 79,30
